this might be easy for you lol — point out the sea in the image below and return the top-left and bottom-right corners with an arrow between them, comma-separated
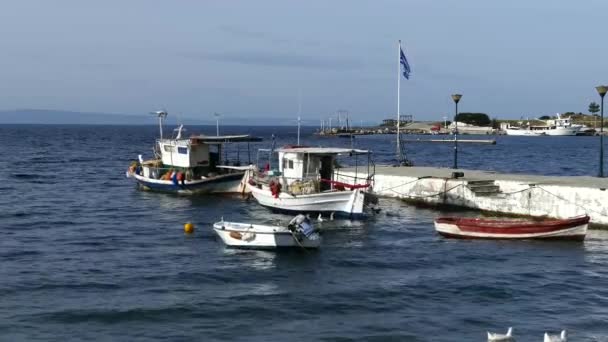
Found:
1,124 -> 608,341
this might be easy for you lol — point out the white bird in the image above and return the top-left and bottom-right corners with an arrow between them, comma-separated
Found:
317,213 -> 324,222
544,330 -> 567,342
487,327 -> 514,341
330,212 -> 335,221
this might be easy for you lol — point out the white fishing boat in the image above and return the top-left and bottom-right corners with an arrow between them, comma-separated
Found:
247,147 -> 376,218
212,215 -> 321,249
125,111 -> 261,195
505,114 -> 581,136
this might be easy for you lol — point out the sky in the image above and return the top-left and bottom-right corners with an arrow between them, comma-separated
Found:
1,0 -> 607,125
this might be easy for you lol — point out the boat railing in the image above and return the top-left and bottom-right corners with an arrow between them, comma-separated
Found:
250,170 -> 372,195
334,168 -> 375,187
139,163 -> 242,181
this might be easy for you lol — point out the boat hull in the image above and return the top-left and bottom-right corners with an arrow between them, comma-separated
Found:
434,216 -> 589,240
212,221 -> 321,248
544,128 -> 580,136
248,184 -> 366,217
505,128 -> 546,136
131,172 -> 249,195
505,128 -> 580,136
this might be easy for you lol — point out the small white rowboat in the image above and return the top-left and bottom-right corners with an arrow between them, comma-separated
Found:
212,220 -> 321,249
434,215 -> 589,240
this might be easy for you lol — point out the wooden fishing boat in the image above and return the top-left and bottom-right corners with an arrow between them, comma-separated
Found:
434,215 -> 589,240
212,217 -> 321,249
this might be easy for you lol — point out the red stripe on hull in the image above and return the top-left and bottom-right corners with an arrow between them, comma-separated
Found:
435,216 -> 589,235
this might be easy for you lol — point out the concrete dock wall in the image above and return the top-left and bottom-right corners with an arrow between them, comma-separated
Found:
336,166 -> 608,225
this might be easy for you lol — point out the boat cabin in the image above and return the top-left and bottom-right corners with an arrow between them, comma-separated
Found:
274,147 -> 371,193
143,134 -> 262,180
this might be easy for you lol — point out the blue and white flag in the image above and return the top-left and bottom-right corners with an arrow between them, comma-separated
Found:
400,48 -> 411,79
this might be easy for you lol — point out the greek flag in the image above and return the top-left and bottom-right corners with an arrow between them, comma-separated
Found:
400,48 -> 411,79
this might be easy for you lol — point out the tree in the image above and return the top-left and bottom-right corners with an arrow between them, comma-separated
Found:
538,115 -> 552,120
589,101 -> 600,116
454,112 -> 491,126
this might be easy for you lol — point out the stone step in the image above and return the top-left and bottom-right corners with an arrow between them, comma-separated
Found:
466,180 -> 496,186
466,179 -> 501,196
469,185 -> 500,195
467,185 -> 501,193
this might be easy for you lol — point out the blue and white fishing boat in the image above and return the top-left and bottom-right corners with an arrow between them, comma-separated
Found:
126,111 -> 261,195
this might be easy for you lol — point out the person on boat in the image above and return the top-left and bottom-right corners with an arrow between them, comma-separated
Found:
288,214 -> 319,240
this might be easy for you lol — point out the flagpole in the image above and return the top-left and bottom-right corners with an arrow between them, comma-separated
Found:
397,40 -> 401,161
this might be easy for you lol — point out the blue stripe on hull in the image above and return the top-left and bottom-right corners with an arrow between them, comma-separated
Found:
135,173 -> 244,194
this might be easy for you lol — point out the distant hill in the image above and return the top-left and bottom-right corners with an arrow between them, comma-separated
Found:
0,109 -> 299,126
0,109 -> 209,125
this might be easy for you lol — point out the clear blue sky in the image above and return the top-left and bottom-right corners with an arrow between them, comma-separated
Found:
1,0 -> 607,124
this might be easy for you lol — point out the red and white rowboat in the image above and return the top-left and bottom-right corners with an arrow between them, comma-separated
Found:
434,215 -> 589,240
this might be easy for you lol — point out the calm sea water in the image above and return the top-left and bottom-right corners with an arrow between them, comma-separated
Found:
1,125 -> 608,341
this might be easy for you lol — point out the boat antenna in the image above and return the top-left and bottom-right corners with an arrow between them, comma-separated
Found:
150,110 -> 168,139
297,90 -> 302,145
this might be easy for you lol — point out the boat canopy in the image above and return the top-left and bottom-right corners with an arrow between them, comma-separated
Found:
188,134 -> 263,144
274,147 -> 370,155
156,134 -> 261,168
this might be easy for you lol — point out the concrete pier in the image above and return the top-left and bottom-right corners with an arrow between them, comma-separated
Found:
337,166 -> 608,225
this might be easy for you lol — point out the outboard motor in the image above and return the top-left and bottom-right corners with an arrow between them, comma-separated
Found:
288,214 -> 320,240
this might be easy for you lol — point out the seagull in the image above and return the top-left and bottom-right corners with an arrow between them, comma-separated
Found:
487,327 -> 514,341
544,330 -> 567,342
317,213 -> 324,222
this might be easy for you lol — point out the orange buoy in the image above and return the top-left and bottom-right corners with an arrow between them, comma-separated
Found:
184,222 -> 195,234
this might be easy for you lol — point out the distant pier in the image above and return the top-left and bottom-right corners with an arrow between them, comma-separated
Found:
337,166 -> 608,226
401,138 -> 496,144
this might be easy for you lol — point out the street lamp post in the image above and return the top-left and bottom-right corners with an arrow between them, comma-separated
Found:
451,94 -> 462,169
214,112 -> 221,136
596,86 -> 607,177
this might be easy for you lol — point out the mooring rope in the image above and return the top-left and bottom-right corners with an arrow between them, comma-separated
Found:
389,183 -> 465,199
533,185 -> 607,218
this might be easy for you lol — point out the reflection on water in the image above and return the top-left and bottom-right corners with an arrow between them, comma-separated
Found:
220,249 -> 278,271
